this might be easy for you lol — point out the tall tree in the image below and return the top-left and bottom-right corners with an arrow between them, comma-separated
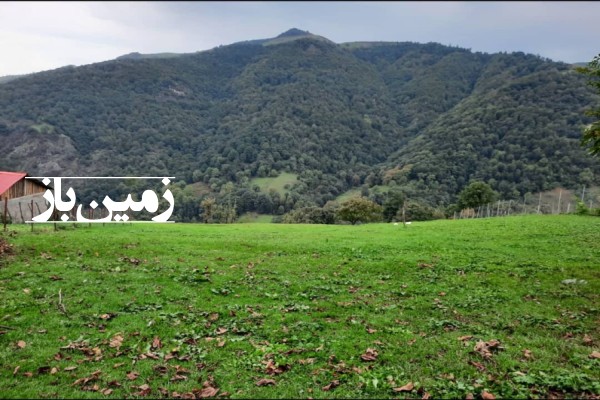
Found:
383,189 -> 406,222
577,54 -> 600,156
200,197 -> 216,223
458,182 -> 497,210
337,197 -> 382,225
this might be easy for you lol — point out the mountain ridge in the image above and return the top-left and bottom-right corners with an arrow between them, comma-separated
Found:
0,30 -> 597,221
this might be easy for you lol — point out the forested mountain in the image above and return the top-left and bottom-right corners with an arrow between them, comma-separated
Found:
0,29 -> 598,220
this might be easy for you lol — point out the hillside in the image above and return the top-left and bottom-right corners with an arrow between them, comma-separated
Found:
0,30 -> 598,220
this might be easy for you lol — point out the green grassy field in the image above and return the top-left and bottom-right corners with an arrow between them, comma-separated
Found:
250,173 -> 299,195
0,216 -> 598,398
336,185 -> 390,203
237,213 -> 274,224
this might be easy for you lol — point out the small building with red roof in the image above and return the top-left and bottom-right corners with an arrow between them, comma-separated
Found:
1,171 -> 51,224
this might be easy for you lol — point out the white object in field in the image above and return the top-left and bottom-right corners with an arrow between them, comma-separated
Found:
393,222 -> 399,226
561,279 -> 587,285
406,221 -> 412,225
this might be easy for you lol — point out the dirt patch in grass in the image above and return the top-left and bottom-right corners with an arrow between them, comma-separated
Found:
0,236 -> 13,257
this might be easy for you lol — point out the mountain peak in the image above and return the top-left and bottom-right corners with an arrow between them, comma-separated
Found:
276,28 -> 310,38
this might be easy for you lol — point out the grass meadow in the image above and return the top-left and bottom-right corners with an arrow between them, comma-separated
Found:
0,215 -> 598,398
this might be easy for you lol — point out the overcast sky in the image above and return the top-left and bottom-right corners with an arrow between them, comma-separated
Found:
1,1 -> 598,77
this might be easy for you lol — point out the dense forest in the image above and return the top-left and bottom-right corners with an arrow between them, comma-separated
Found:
0,29 -> 598,221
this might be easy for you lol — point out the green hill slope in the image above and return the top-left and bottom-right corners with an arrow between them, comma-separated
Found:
0,30 -> 598,220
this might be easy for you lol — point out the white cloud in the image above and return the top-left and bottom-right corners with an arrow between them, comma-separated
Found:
0,1 -> 598,76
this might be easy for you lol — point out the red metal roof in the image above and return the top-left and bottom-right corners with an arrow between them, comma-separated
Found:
0,171 -> 27,197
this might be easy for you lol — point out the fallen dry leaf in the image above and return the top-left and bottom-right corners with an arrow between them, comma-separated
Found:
469,361 -> 486,372
101,388 -> 113,395
422,392 -> 432,400
37,366 -> 51,374
216,327 -> 228,335
82,383 -> 100,392
481,391 -> 496,400
582,334 -> 593,345
152,336 -> 162,349
256,378 -> 276,386
360,348 -> 378,362
322,380 -> 340,391
458,335 -> 473,342
366,328 -> 377,334
109,334 -> 124,348
264,359 -> 291,375
16,340 -> 26,349
151,367 -> 167,379
465,393 -> 474,400
523,349 -> 533,359
393,382 -> 414,392
589,351 -> 600,359
64,366 -> 78,371
72,370 -> 101,386
13,366 -> 20,376
126,371 -> 140,380
474,339 -> 503,360
50,367 -> 58,375
197,387 -> 219,398
133,383 -> 151,396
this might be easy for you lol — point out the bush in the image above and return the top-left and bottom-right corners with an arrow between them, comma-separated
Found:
575,200 -> 589,215
336,197 -> 382,225
282,207 -> 336,224
397,201 -> 445,221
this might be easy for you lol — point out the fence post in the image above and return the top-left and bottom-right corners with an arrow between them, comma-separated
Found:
31,199 -> 34,232
2,196 -> 7,232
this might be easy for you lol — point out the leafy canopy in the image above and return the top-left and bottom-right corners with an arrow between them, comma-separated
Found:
577,54 -> 600,156
458,181 -> 497,209
336,197 -> 382,225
